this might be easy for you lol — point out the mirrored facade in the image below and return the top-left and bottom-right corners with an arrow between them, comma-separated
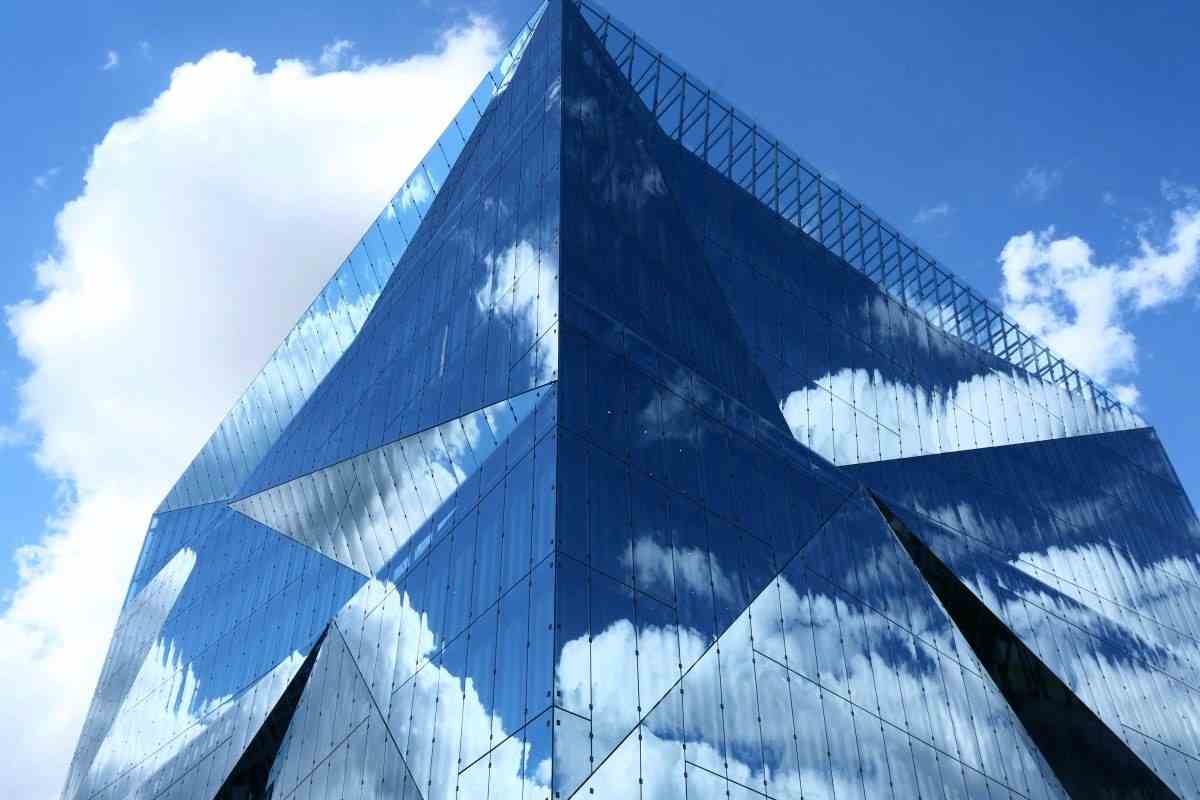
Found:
65,2 -> 1198,799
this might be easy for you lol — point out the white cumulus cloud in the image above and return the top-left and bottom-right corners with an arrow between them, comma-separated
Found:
1,18 -> 501,799
998,193 -> 1200,406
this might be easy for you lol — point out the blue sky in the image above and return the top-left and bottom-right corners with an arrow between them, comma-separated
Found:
9,0 -> 1197,566
1,0 -> 1197,795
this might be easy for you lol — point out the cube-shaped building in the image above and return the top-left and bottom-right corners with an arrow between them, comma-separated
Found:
63,2 -> 1199,799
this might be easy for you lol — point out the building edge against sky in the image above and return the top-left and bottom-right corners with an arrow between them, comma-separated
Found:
64,2 -> 1200,799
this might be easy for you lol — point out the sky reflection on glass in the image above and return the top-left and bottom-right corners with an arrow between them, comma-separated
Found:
63,1 -> 1200,798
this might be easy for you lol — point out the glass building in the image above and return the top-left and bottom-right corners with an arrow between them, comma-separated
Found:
63,2 -> 1200,798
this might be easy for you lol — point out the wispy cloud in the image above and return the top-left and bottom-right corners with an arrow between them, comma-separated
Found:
1102,191 -> 1117,206
101,50 -> 120,71
913,201 -> 951,224
317,39 -> 362,71
138,41 -> 151,59
999,182 -> 1200,405
1162,178 -> 1200,205
1015,165 -> 1062,202
0,425 -> 29,448
32,167 -> 60,191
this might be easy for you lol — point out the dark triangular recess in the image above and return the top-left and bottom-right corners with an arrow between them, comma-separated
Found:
214,631 -> 328,800
871,494 -> 1179,800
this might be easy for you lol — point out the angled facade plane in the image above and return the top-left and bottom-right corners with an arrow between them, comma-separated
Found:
64,2 -> 1200,798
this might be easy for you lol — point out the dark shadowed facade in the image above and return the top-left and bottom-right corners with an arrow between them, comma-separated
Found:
63,2 -> 1200,798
